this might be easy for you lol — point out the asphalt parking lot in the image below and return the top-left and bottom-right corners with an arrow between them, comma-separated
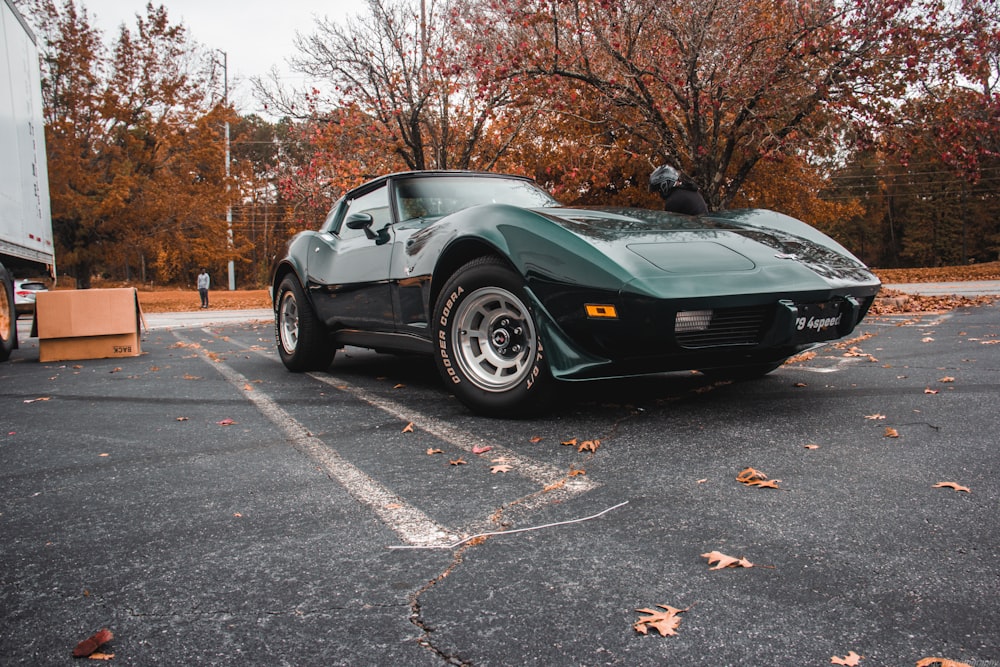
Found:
1,303 -> 998,666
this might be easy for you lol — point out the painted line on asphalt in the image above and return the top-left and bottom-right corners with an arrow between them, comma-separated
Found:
224,333 -> 600,535
307,372 -> 597,493
176,330 -> 459,547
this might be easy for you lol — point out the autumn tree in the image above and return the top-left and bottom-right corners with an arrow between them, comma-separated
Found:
28,0 -> 235,287
270,0 -> 536,178
459,0 -> 934,212
826,0 -> 1000,266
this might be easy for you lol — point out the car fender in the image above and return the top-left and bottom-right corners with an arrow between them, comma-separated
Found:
271,231 -> 314,297
410,204 -> 636,304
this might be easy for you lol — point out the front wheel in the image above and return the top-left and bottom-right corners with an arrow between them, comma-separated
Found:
274,275 -> 334,372
433,257 -> 553,417
0,268 -> 15,362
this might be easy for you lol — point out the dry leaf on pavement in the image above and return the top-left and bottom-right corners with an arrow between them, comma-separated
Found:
831,651 -> 863,665
633,604 -> 688,636
72,628 -> 113,658
915,659 -> 972,667
932,482 -> 970,493
702,550 -> 754,570
736,467 -> 781,489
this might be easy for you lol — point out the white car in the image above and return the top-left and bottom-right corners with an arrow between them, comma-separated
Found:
14,280 -> 47,316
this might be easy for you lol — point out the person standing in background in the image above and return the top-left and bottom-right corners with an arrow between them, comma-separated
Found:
197,268 -> 210,309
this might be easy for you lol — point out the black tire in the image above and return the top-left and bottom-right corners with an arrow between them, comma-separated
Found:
433,256 -> 553,417
0,268 -> 14,362
700,360 -> 784,381
274,275 -> 334,372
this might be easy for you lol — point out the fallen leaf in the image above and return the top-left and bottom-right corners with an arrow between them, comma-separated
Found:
578,439 -> 600,453
696,478 -> 708,484
884,427 -> 899,438
922,337 -> 935,343
736,467 -> 781,488
490,464 -> 512,474
569,466 -> 586,477
633,604 -> 687,636
98,453 -> 109,457
217,418 -> 236,426
793,382 -> 808,387
702,550 -> 754,570
73,628 -> 113,658
529,436 -> 543,443
932,482 -> 970,493
865,413 -> 886,420
561,438 -> 578,447
88,653 -> 115,661
243,383 -> 254,392
472,444 -> 492,455
175,416 -> 189,421
915,659 -> 973,667
393,383 -> 405,389
804,444 -> 820,450
938,376 -> 955,383
449,458 -> 466,466
831,651 -> 863,665
23,396 -> 51,404
109,367 -> 121,373
426,448 -> 444,455
543,479 -> 567,492
182,374 -> 201,380
233,512 -> 243,518
402,422 -> 414,433
924,387 -> 939,394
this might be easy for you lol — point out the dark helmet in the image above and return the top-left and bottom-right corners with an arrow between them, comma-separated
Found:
649,164 -> 681,196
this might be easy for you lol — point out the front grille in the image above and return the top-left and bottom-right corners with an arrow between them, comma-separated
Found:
675,306 -> 768,348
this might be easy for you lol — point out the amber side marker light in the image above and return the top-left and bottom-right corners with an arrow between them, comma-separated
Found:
585,304 -> 619,319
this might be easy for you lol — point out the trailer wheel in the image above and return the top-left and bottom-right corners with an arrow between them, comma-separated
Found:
0,267 -> 15,362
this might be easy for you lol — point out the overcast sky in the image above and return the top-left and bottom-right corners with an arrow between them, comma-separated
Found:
79,0 -> 368,112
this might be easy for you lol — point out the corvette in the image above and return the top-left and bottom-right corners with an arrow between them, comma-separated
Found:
271,171 -> 880,416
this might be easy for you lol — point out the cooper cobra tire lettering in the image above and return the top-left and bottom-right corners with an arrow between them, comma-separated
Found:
431,257 -> 553,417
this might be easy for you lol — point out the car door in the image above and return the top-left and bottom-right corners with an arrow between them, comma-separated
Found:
307,184 -> 395,331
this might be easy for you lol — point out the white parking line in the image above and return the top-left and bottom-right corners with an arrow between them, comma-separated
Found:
308,373 -> 597,493
177,331 -> 458,547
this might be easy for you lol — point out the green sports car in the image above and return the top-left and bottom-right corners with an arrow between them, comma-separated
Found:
271,170 -> 880,416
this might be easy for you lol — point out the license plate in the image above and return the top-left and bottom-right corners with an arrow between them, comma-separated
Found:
794,301 -> 845,341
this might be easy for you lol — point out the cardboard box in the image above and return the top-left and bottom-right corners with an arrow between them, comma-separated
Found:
36,288 -> 145,362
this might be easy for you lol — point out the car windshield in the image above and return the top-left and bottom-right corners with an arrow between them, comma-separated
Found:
394,175 -> 559,222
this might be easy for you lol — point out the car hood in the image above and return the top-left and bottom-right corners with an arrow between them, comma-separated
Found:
535,206 -> 878,287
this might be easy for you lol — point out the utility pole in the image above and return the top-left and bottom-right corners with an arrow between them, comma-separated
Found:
219,50 -> 235,291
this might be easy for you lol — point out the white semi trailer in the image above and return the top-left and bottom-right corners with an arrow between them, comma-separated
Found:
1,0 -> 55,360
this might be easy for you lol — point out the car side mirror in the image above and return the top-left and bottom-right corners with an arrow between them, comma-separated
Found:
345,212 -> 376,239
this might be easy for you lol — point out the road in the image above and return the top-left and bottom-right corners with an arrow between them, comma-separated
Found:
885,280 -> 1000,296
2,303 -> 998,665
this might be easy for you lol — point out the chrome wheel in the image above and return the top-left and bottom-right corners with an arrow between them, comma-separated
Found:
278,290 -> 300,355
451,286 -> 537,392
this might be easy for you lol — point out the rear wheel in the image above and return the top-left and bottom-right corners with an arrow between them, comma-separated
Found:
0,268 -> 15,362
433,257 -> 552,417
274,275 -> 334,372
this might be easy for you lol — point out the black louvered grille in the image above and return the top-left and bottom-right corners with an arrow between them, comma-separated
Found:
675,306 -> 768,348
